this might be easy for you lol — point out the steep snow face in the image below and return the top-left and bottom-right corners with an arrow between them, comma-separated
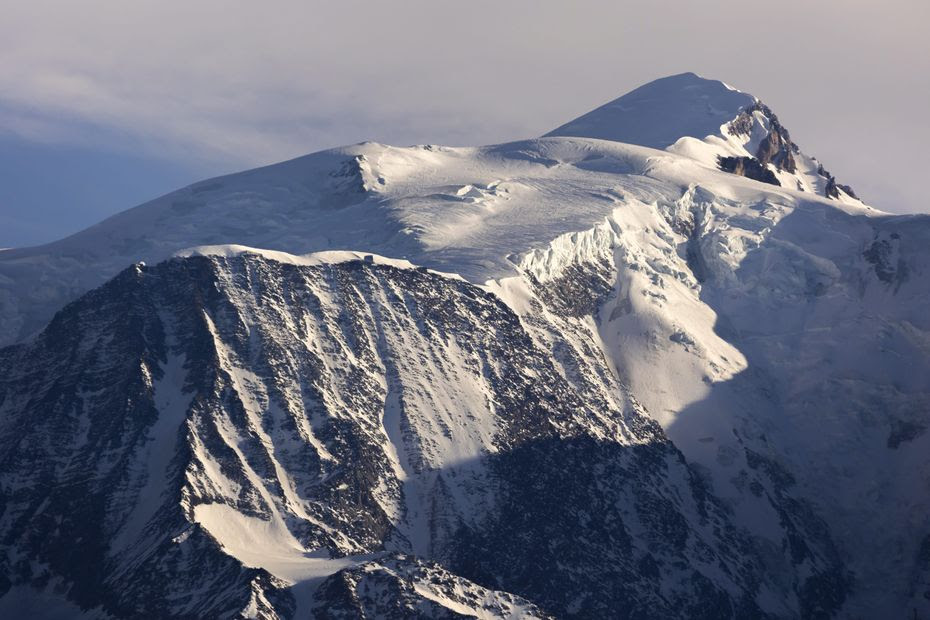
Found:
577,184 -> 930,618
672,207 -> 930,618
0,251 -> 849,618
546,72 -> 755,150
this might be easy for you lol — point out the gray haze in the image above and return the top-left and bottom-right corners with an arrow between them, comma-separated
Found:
1,0 -> 927,246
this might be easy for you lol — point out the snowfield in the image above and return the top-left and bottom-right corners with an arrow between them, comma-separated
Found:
0,73 -> 928,619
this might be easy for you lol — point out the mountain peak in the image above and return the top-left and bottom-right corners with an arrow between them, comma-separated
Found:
545,72 -> 756,149
546,73 -> 859,202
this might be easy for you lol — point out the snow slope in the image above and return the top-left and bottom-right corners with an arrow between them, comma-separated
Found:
0,134 -> 867,347
547,72 -> 862,203
546,72 -> 755,149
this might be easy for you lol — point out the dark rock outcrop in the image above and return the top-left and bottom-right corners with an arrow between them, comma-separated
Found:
725,102 -> 859,201
718,155 -> 781,187
817,162 -> 858,200
727,102 -> 798,173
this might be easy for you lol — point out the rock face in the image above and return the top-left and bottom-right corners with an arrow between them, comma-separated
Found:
717,155 -> 782,186
816,162 -> 858,200
313,554 -> 554,619
727,102 -> 798,174
0,251 -> 850,618
720,102 -> 859,199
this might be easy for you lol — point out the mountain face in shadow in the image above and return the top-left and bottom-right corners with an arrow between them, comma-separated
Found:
0,253 -> 848,618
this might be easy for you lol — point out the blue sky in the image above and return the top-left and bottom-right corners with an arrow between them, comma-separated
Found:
1,1 -> 927,248
0,131 -> 217,247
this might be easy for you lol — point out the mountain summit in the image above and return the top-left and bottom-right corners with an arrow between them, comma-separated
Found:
546,72 -> 858,201
546,72 -> 754,149
1,75 -> 928,619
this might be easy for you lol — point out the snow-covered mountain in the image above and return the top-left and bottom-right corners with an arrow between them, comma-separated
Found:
546,72 -> 860,202
1,73 -> 928,619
